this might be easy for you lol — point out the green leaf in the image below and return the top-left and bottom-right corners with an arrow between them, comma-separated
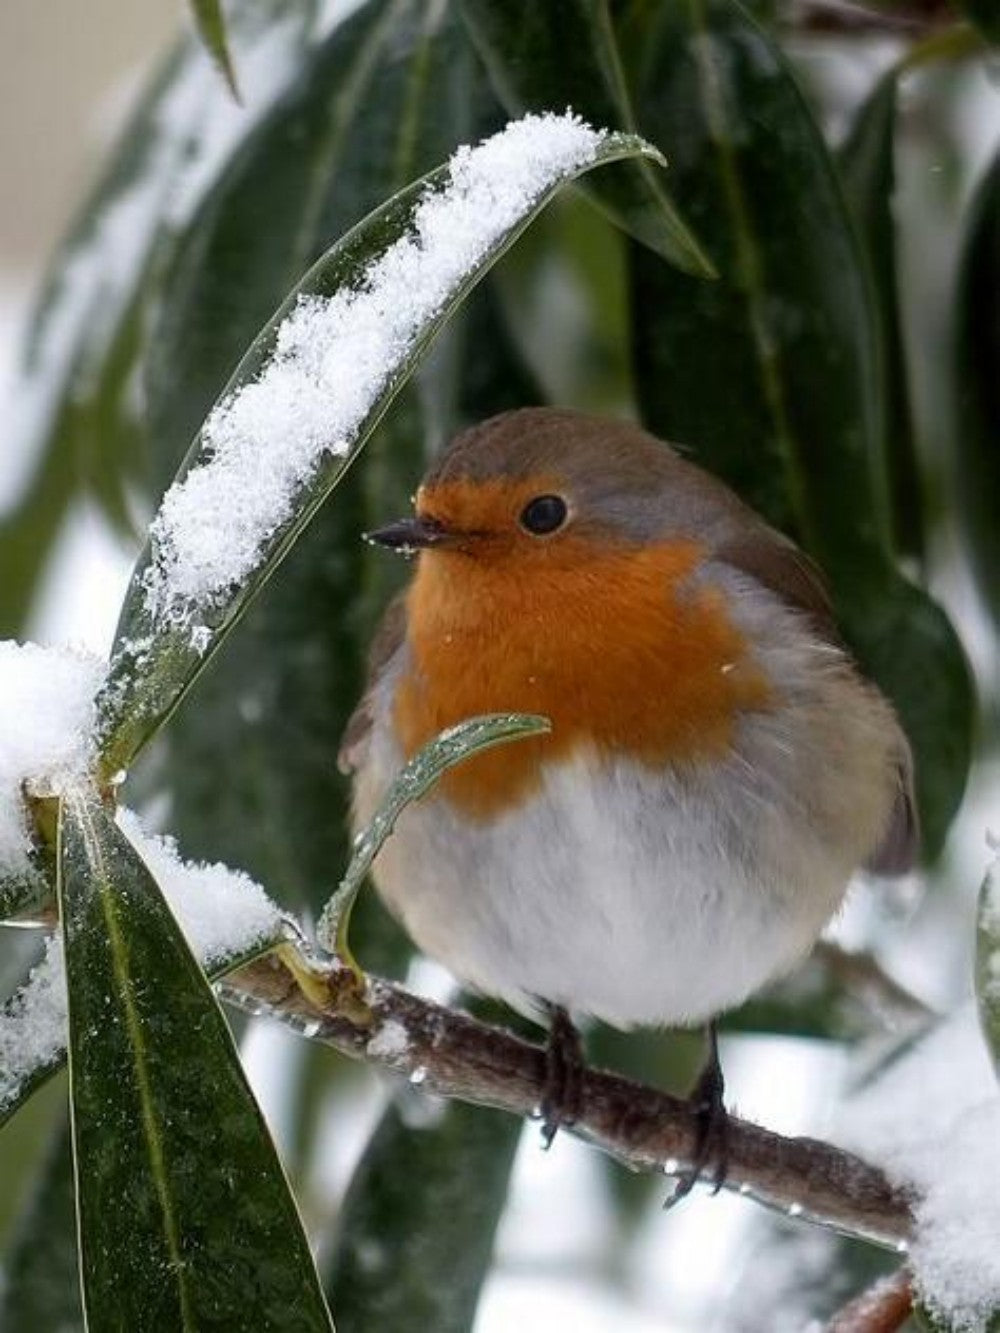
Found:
325,1094 -> 521,1332
458,0 -> 713,275
975,859 -> 1000,1085
954,146 -> 1000,626
188,0 -> 241,98
627,0 -> 972,855
318,713 -> 550,958
629,0 -> 887,562
0,1111 -> 85,1333
837,68 -> 924,560
1,916 -> 284,1134
57,787 -> 333,1330
96,125 -> 664,776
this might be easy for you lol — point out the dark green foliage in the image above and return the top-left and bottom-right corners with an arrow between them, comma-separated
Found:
58,789 -> 333,1330
838,67 -> 924,560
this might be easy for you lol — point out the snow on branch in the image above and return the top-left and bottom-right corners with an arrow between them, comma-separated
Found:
838,1004 -> 1000,1331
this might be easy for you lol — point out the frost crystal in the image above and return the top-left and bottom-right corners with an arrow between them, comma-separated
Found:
145,113 -> 607,619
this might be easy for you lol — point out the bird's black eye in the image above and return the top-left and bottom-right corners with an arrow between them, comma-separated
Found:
519,494 -> 568,536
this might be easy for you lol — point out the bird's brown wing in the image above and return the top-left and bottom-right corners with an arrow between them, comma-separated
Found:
337,592 -> 408,776
715,528 -> 840,643
717,527 -> 919,875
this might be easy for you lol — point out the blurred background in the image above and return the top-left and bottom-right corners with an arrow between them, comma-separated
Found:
1,2 -> 999,1329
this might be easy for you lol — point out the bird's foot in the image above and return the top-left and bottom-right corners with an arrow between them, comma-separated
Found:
540,1005 -> 585,1149
667,1023 -> 729,1207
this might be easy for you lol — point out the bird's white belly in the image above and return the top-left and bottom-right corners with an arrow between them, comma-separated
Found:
358,732 -> 850,1028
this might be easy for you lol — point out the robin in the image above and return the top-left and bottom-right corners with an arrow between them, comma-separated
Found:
339,407 -> 916,1190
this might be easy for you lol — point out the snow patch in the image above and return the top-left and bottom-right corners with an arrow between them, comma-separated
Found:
144,113 -> 608,621
838,1005 -> 1000,1331
0,642 -> 104,878
0,937 -> 68,1113
367,1018 -> 410,1061
118,808 -> 282,965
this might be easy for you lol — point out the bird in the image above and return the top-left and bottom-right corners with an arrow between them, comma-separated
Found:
339,406 -> 916,1189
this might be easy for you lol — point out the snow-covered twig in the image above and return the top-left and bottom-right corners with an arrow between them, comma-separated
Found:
222,954 -> 916,1250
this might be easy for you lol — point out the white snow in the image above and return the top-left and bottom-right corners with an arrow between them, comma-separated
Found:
366,1017 -> 410,1061
838,1004 -> 1000,1331
0,641 -> 104,879
0,936 -> 68,1113
118,808 -> 281,965
144,113 -> 610,620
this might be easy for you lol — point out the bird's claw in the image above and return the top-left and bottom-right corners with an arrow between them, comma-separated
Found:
665,1024 -> 729,1207
540,1004 -> 585,1148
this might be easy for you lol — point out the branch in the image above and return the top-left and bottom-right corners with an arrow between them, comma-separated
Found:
223,955 -> 916,1250
825,1268 -> 913,1332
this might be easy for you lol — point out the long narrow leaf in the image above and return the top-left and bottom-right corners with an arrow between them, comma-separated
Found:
458,0 -> 712,275
1,921 -> 284,1134
57,787 -> 332,1330
838,68 -> 923,560
325,1096 -> 521,1332
96,120 -> 664,775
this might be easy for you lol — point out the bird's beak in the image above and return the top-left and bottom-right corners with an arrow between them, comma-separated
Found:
364,515 -> 452,553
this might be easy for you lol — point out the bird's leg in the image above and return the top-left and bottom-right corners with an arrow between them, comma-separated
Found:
668,1022 -> 730,1205
540,1004 -> 585,1148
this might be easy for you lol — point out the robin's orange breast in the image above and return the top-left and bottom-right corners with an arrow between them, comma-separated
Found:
393,536 -> 772,818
